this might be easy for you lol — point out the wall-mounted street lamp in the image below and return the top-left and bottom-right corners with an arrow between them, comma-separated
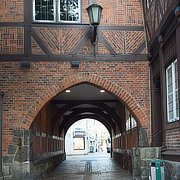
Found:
86,4 -> 103,45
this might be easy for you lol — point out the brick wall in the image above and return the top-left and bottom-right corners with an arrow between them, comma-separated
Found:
166,128 -> 180,151
0,0 -> 149,158
0,0 -> 147,55
0,0 -> 23,22
82,0 -> 144,25
97,0 -> 144,25
0,61 -> 150,155
30,28 -> 146,55
0,27 -> 24,54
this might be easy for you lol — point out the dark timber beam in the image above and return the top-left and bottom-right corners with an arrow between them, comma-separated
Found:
0,92 -> 4,177
24,0 -> 32,55
134,41 -> 146,54
70,31 -> 91,55
59,108 -> 116,134
53,101 -> 122,134
63,114 -> 112,136
31,28 -> 52,55
52,102 -> 83,133
98,31 -> 117,55
0,21 -> 144,32
0,54 -> 148,62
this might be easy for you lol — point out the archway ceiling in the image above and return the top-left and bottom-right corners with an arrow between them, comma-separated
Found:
54,84 -> 116,101
52,84 -> 118,108
50,84 -> 122,133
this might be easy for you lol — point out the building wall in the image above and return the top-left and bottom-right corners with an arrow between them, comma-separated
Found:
142,0 -> 180,172
0,61 -> 150,155
0,0 -> 151,178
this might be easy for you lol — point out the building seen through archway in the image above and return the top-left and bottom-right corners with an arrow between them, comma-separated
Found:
65,119 -> 111,155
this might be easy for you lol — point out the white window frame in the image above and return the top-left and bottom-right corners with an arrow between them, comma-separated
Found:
33,0 -> 81,23
166,59 -> 179,122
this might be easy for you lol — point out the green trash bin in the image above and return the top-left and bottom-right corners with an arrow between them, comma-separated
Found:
147,160 -> 164,180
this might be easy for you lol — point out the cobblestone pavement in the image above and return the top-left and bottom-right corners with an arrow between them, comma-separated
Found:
42,153 -> 132,180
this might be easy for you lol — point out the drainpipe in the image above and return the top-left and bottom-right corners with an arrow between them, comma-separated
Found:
0,92 -> 4,177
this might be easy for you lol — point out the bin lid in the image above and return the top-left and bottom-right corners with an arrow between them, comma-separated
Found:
147,159 -> 164,163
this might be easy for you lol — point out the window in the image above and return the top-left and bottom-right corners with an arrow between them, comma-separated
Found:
166,60 -> 179,122
73,137 -> 85,150
146,0 -> 153,9
34,0 -> 55,21
33,0 -> 80,22
60,0 -> 80,22
126,114 -> 137,131
146,0 -> 149,9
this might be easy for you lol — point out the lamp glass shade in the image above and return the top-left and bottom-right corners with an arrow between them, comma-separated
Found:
86,4 -> 103,25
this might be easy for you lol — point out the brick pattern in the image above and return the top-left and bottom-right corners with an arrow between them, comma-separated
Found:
0,61 -> 150,155
0,0 -> 23,22
78,39 -> 91,54
97,0 -> 144,25
98,39 -> 110,54
34,28 -> 60,54
125,31 -> 145,54
34,28 -> 88,54
0,27 -> 146,55
0,27 -> 23,54
102,31 -> 124,54
31,37 -> 45,55
166,128 -> 180,151
81,0 -> 89,23
102,30 -> 146,54
0,0 -> 144,25
141,46 -> 148,54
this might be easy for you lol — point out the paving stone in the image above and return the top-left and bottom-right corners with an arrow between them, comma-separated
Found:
42,153 -> 133,180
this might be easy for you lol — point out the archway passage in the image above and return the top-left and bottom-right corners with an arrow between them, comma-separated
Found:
27,83 -> 149,179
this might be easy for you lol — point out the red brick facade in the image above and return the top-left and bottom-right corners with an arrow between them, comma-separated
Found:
0,0 -> 24,22
0,27 -> 24,54
0,61 -> 150,155
0,0 -> 150,158
166,128 -> 180,151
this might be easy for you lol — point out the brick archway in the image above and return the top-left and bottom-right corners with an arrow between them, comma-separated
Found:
22,73 -> 149,131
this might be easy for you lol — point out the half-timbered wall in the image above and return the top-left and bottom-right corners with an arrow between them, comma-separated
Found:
143,0 -> 180,165
0,0 -> 152,179
0,0 -> 147,61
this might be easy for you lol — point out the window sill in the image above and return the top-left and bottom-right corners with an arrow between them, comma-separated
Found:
162,150 -> 180,162
165,120 -> 180,130
31,21 -> 89,26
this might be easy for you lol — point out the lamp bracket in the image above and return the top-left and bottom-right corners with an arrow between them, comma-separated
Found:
90,25 -> 98,46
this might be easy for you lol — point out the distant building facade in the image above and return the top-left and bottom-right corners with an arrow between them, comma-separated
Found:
65,119 -> 110,155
